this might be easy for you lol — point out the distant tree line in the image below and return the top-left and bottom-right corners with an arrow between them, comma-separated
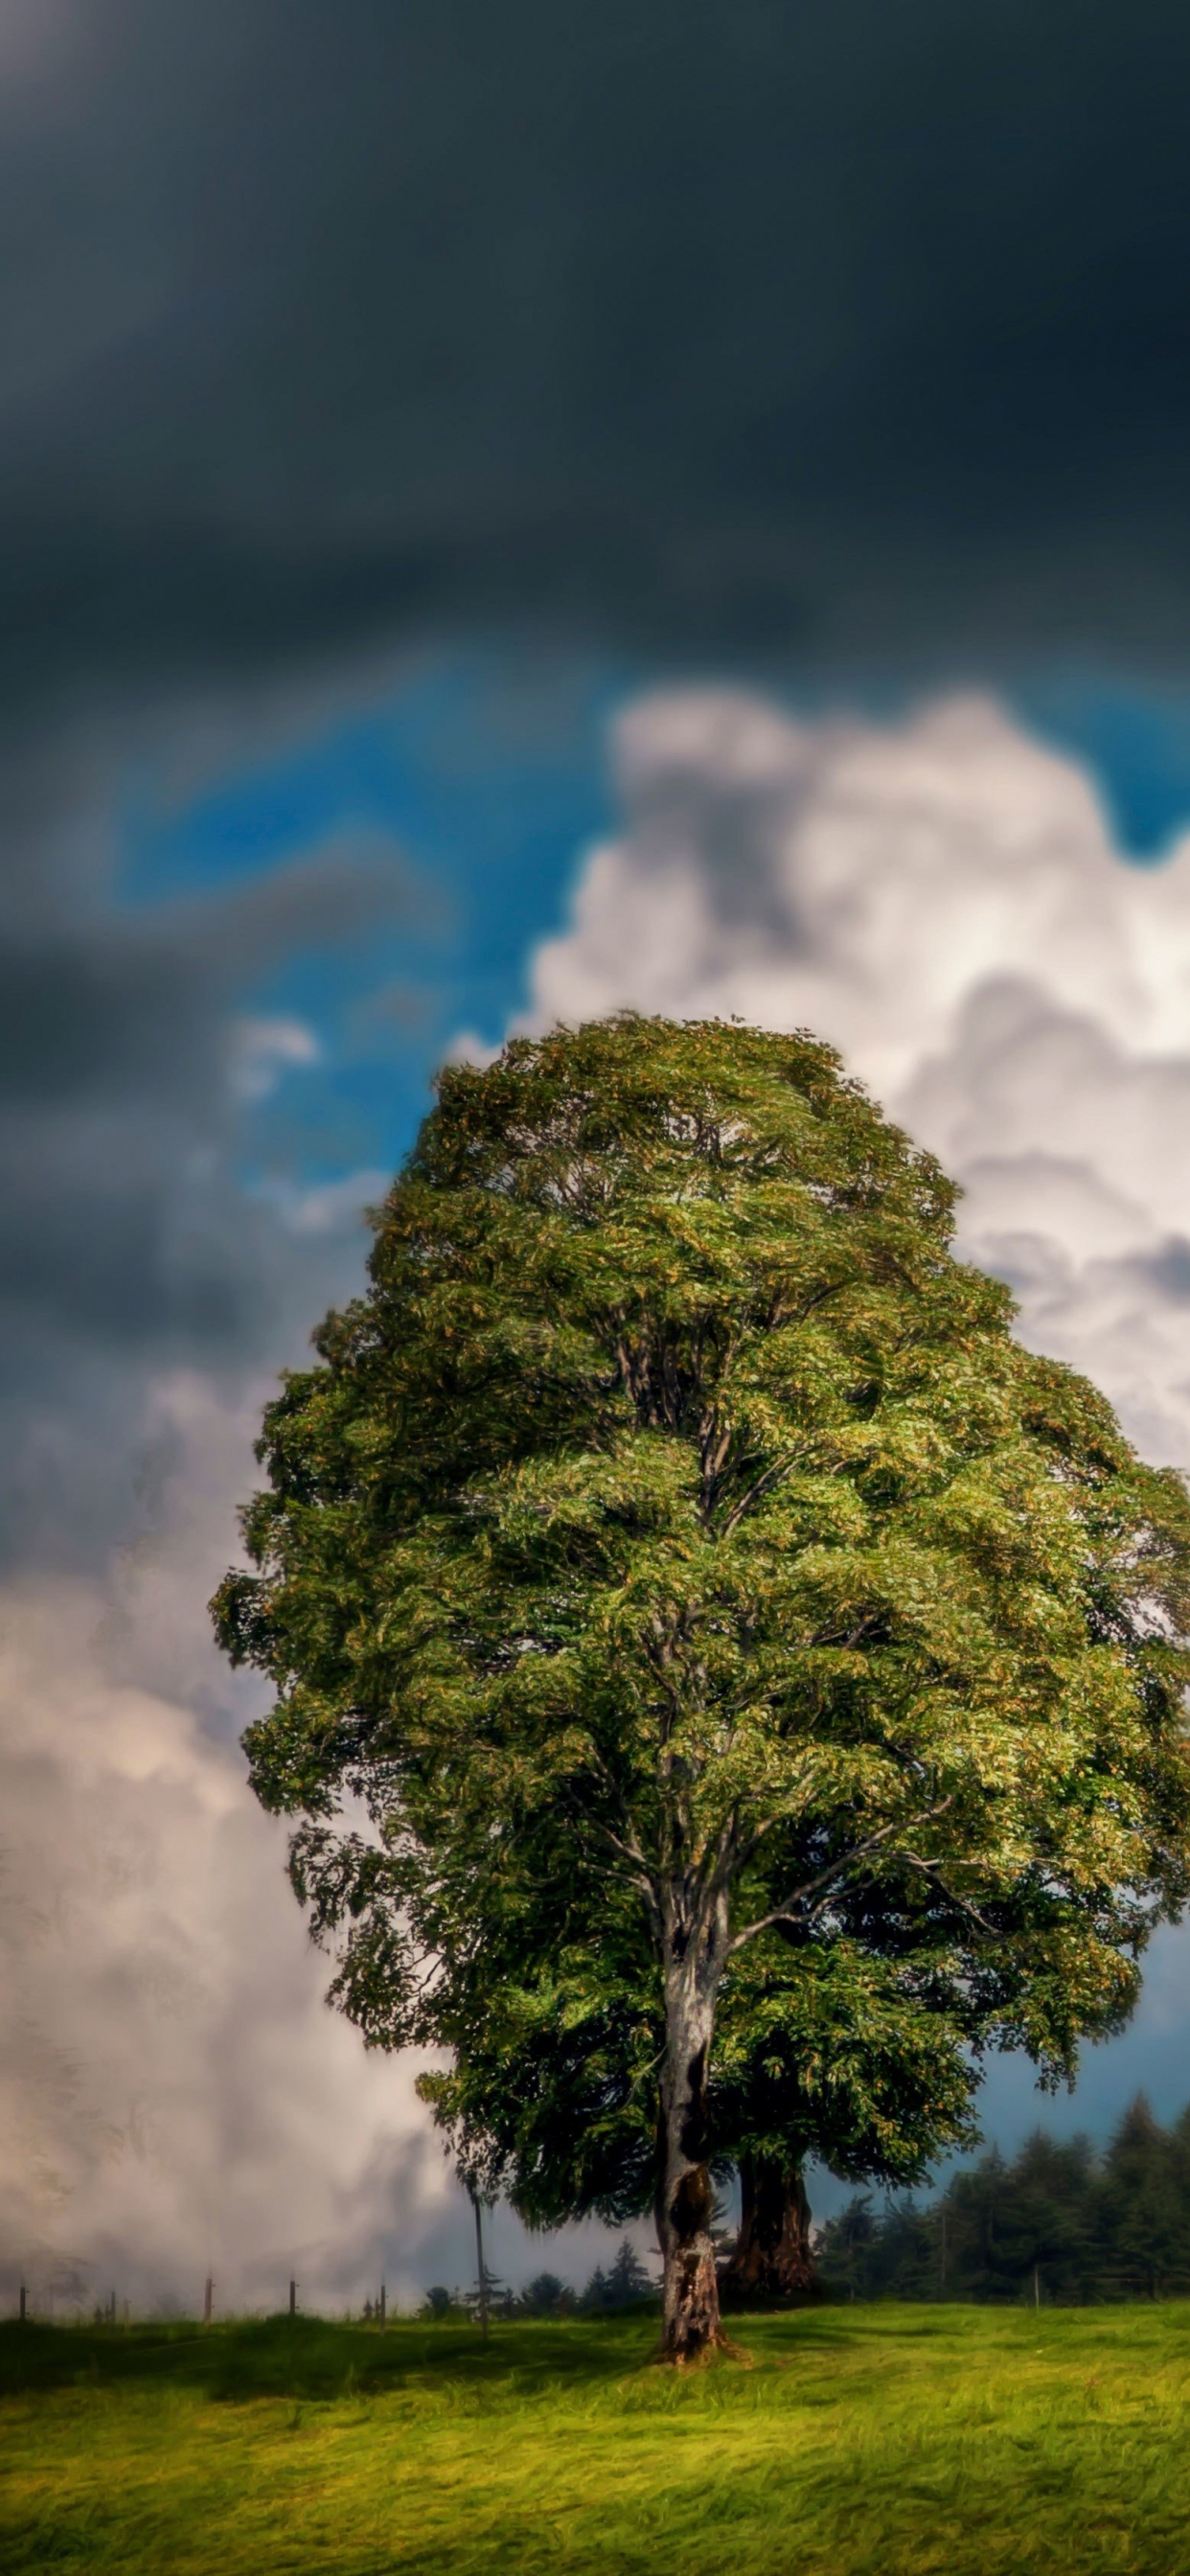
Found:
419,2237 -> 654,2322
817,2098 -> 1190,2304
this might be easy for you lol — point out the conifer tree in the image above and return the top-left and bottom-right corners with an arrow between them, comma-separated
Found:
1096,2097 -> 1185,2299
606,2238 -> 653,2304
214,1017 -> 1190,2359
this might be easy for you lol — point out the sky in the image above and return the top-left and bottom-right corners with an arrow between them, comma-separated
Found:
9,3 -> 1190,2313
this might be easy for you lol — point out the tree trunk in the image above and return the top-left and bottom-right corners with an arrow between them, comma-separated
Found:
657,1924 -> 725,2363
721,2155 -> 816,2304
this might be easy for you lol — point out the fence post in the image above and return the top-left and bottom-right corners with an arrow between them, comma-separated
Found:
18,2285 -> 25,2324
470,2192 -> 490,2340
378,2280 -> 386,2331
289,2278 -> 297,2317
202,2277 -> 213,2327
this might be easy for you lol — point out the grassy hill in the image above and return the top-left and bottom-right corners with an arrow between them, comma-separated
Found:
4,2304 -> 1190,2573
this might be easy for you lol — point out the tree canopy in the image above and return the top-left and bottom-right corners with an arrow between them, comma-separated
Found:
214,1015 -> 1190,2358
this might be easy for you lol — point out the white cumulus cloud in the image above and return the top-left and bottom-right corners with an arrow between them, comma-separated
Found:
528,687 -> 1190,1477
0,1372 -> 452,2319
0,1364 -> 657,2312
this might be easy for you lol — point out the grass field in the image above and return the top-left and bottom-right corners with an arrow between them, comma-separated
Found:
4,2302 -> 1190,2573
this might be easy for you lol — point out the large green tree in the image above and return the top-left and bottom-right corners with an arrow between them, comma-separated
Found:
214,1017 -> 1190,2359
386,1861 -> 986,2288
398,1892 -> 983,2300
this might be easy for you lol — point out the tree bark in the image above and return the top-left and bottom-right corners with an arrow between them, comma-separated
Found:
657,1909 -> 726,2363
721,2154 -> 816,2304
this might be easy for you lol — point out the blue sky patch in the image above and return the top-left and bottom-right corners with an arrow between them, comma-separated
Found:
118,654 -> 1190,1198
123,653 -> 628,1183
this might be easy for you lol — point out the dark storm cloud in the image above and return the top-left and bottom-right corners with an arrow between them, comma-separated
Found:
9,0 -> 1184,1525
0,849 -> 390,1107
3,0 -> 1190,698
0,740 -> 416,1561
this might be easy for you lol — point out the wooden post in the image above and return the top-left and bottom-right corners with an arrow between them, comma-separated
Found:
108,2291 -> 117,2326
18,2285 -> 25,2324
202,2277 -> 213,2326
470,2192 -> 489,2341
288,2278 -> 297,2317
1033,2263 -> 1040,2311
378,2280 -> 386,2331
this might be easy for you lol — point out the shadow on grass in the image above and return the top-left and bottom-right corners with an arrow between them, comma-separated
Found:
0,2312 -> 681,2404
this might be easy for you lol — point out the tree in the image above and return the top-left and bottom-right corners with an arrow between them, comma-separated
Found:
1095,2096 -> 1189,2299
935,2132 -> 1098,2304
816,2193 -> 881,2301
214,1016 -> 1190,2360
815,2113 -> 1190,2307
606,2237 -> 654,2305
711,1940 -> 981,2300
420,2286 -> 466,2320
579,2263 -> 609,2312
411,1912 -> 982,2305
516,2270 -> 567,2317
986,2130 -> 1098,2303
581,2239 -> 655,2311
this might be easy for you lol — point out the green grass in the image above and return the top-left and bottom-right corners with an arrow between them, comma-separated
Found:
5,2303 -> 1190,2573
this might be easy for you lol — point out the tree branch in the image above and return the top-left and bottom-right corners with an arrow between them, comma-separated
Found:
726,1796 -> 956,1952
719,1456 -> 793,1541
897,1852 -> 998,1937
599,1819 -> 658,1889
